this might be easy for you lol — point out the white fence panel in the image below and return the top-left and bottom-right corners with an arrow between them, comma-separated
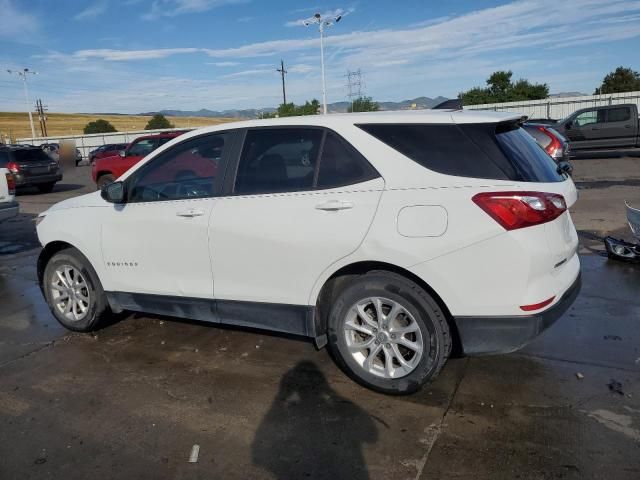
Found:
16,127 -> 195,160
464,91 -> 640,120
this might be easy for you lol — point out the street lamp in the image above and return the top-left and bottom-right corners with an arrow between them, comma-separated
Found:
303,12 -> 342,114
7,68 -> 38,138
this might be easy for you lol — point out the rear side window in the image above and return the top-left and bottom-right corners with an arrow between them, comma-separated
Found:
317,131 -> 377,189
358,123 -> 563,183
235,128 -> 322,194
0,150 -> 9,167
606,107 -> 631,123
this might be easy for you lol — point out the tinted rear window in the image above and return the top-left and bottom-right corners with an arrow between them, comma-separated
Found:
12,148 -> 53,163
358,123 -> 563,183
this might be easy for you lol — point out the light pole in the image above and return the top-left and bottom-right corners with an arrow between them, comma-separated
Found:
7,68 -> 38,138
303,12 -> 342,114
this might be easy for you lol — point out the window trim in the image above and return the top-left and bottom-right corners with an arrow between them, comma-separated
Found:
124,129 -> 242,204
226,125 -> 380,197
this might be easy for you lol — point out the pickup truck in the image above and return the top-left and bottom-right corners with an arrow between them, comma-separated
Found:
92,131 -> 188,189
552,103 -> 640,150
0,167 -> 19,223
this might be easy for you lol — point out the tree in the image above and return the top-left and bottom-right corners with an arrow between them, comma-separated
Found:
83,119 -> 117,134
262,99 -> 321,118
594,67 -> 640,94
459,70 -> 549,105
348,96 -> 379,113
145,114 -> 174,130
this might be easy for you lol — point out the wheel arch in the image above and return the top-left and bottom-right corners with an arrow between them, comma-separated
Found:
313,260 -> 462,355
37,241 -> 95,291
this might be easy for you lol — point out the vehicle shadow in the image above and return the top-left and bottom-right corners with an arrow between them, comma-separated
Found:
0,212 -> 40,255
16,183 -> 86,195
571,149 -> 640,160
251,361 -> 377,480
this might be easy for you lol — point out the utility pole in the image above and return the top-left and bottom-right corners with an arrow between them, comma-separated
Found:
7,68 -> 38,138
36,99 -> 48,137
276,59 -> 288,105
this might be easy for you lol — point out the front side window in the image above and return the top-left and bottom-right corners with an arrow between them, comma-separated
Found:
127,139 -> 157,157
606,107 -> 631,123
234,128 -> 322,194
128,133 -> 227,203
574,110 -> 605,127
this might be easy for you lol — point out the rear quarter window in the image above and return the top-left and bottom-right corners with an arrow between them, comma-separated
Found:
358,123 -> 563,183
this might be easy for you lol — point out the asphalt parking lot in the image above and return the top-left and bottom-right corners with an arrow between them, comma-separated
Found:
1,158 -> 639,480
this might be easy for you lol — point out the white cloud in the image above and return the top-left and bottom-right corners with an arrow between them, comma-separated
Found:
142,0 -> 247,20
74,2 -> 108,20
207,61 -> 240,67
73,48 -> 200,61
0,0 -> 39,39
221,68 -> 273,78
285,7 -> 355,27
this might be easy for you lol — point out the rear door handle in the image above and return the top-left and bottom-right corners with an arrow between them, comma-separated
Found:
176,209 -> 205,217
315,200 -> 354,211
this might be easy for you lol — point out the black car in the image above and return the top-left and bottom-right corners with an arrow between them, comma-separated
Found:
89,143 -> 129,163
0,145 -> 63,193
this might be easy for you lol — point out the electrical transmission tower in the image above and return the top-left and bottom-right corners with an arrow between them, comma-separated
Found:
346,69 -> 364,111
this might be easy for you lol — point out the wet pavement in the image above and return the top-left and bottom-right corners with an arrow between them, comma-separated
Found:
1,162 -> 639,479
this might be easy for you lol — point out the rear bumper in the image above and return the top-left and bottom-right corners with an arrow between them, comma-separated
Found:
14,172 -> 62,186
0,200 -> 19,222
453,272 -> 581,355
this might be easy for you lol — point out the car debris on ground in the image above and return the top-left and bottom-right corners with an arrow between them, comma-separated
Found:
604,202 -> 640,263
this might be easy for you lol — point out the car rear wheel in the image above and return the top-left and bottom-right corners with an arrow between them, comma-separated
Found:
328,271 -> 451,395
43,248 -> 109,332
97,174 -> 115,190
37,182 -> 56,194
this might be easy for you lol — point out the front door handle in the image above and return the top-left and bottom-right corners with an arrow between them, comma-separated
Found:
315,200 -> 354,211
176,209 -> 205,217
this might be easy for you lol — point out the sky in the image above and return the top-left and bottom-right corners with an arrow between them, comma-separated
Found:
0,0 -> 639,114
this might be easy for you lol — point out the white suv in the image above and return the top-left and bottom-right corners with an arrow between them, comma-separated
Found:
36,111 -> 580,394
0,166 -> 19,223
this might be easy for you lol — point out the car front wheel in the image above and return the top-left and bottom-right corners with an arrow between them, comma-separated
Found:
328,271 -> 451,395
43,247 -> 109,332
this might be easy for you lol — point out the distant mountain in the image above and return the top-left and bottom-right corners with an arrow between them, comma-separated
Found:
141,96 -> 450,119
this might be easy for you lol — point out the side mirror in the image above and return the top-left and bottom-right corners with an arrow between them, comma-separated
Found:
119,150 -> 126,157
557,161 -> 573,177
101,181 -> 126,204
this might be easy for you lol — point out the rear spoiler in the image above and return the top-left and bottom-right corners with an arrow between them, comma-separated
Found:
433,99 -> 463,110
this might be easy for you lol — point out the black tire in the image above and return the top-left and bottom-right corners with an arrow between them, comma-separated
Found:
97,174 -> 115,190
43,247 -> 109,332
37,182 -> 56,194
327,271 -> 451,395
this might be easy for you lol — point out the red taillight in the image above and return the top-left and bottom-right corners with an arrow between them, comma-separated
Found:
520,296 -> 555,312
5,173 -> 15,195
7,161 -> 20,173
472,191 -> 567,231
538,126 -> 562,157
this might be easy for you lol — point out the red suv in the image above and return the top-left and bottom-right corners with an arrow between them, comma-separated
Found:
92,131 -> 188,189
